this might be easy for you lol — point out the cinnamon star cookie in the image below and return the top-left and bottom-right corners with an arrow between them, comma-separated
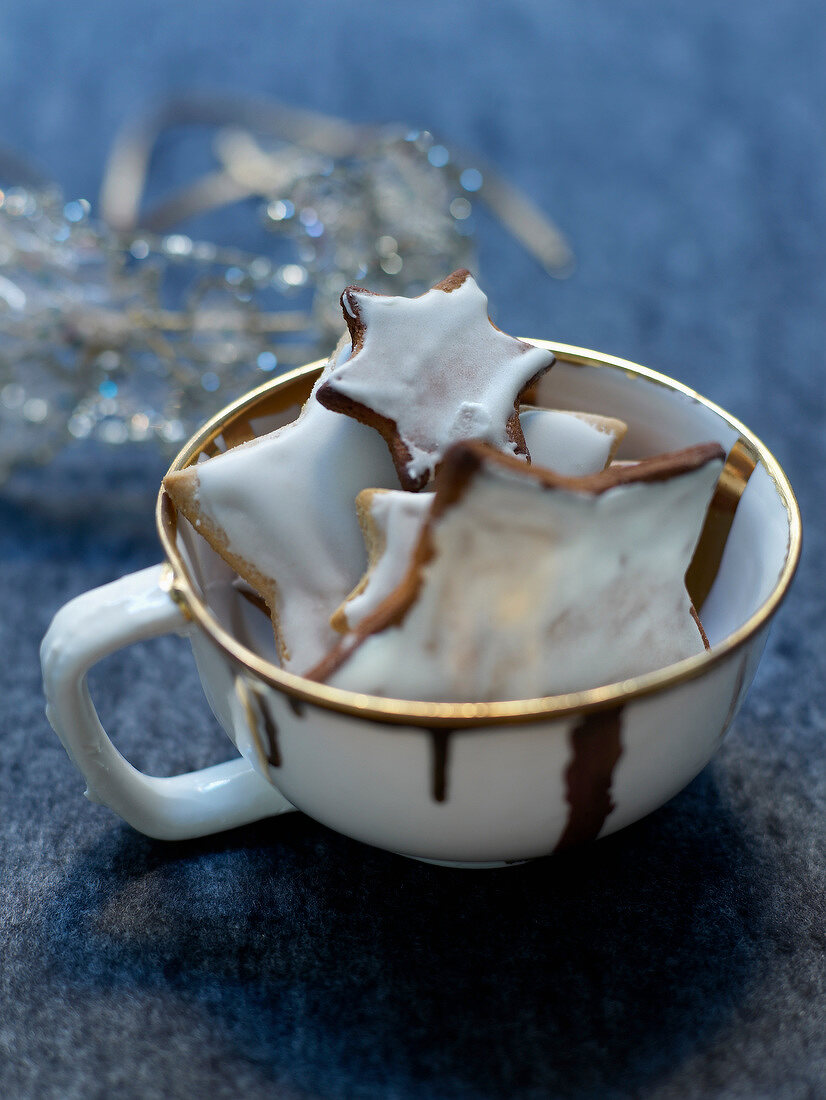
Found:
520,407 -> 627,476
163,349 -> 398,673
331,409 -> 627,634
309,439 -> 725,701
315,269 -> 556,491
330,488 -> 434,634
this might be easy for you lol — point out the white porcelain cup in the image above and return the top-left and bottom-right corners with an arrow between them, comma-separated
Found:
41,343 -> 801,867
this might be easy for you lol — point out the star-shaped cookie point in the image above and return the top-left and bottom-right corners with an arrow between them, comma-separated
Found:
163,392 -> 399,674
316,269 -> 556,491
308,439 -> 726,701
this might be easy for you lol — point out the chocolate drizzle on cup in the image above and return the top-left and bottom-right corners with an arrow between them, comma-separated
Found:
555,707 -> 624,851
286,696 -> 305,718
258,698 -> 282,768
429,729 -> 453,803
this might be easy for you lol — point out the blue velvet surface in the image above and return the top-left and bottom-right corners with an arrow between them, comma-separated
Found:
1,2 -> 824,1096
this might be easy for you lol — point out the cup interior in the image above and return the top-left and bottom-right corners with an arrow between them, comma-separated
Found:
161,346 -> 799,711
530,360 -> 793,647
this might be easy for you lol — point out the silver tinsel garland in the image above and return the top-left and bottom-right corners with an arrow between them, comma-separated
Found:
0,98 -> 571,496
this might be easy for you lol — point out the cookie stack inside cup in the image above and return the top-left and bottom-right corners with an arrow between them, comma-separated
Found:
165,270 -> 724,701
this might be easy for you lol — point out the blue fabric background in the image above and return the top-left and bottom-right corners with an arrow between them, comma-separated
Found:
1,2 -> 824,1097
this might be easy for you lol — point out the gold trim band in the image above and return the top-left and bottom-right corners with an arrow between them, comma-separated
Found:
686,438 -> 758,612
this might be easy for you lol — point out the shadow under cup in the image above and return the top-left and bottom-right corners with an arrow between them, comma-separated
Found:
158,342 -> 799,866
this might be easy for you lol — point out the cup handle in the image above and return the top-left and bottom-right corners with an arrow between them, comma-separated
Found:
40,563 -> 295,841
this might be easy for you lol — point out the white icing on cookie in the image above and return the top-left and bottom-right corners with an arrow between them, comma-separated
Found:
334,410 -> 624,633
317,271 -> 555,489
324,446 -> 723,701
336,490 -> 433,632
520,408 -> 627,476
166,372 -> 398,673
